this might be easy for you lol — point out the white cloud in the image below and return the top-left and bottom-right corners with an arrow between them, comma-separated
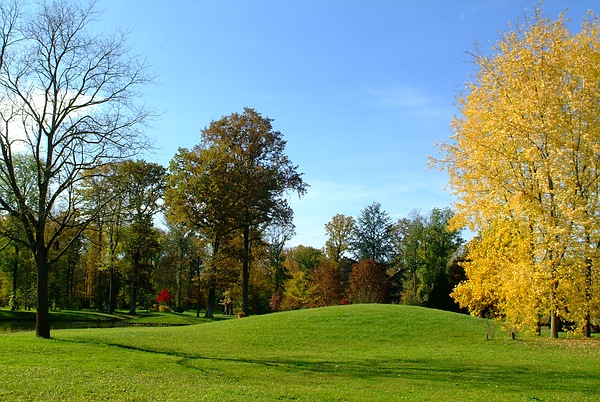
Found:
363,85 -> 451,118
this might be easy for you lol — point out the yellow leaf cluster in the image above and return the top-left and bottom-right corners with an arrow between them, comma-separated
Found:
439,10 -> 600,335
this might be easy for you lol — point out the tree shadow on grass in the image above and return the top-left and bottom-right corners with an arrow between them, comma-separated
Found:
54,336 -> 599,396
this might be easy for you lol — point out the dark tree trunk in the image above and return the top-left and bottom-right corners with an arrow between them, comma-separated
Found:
108,266 -> 116,314
176,258 -> 183,311
584,311 -> 591,338
550,310 -> 559,339
129,284 -> 137,315
67,259 -> 75,301
11,244 -> 18,311
205,285 -> 215,318
128,252 -> 139,315
196,273 -> 201,318
550,278 -> 560,339
96,270 -> 104,310
242,225 -> 250,316
584,258 -> 592,338
36,252 -> 51,339
204,237 -> 220,319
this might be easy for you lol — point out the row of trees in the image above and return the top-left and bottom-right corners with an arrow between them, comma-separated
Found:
271,204 -> 464,312
0,0 -> 468,340
0,159 -> 165,314
0,0 -> 154,337
436,9 -> 600,337
0,199 -> 465,320
0,0 -> 311,338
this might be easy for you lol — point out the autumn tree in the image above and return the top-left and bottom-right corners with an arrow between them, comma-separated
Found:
227,234 -> 274,314
451,219 -> 542,331
167,109 -> 306,316
119,160 -> 166,314
325,214 -> 355,267
80,163 -> 129,313
48,216 -> 85,309
278,245 -> 324,310
166,145 -> 242,317
349,259 -> 389,304
309,260 -> 344,307
0,1 -> 152,337
435,9 -> 600,337
291,245 -> 324,273
264,218 -> 295,303
157,222 -> 196,312
201,108 -> 307,315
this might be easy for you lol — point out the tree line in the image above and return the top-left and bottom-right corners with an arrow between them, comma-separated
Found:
0,183 -> 463,316
0,156 -> 465,318
0,0 -> 469,341
0,1 -> 465,337
4,0 -> 596,341
272,204 -> 464,312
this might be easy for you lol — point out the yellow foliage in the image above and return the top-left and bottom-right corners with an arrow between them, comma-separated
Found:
437,9 -> 600,335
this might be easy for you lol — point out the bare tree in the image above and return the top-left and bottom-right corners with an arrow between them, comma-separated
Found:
0,0 -> 153,337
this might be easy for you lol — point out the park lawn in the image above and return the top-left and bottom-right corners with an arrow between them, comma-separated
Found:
1,304 -> 599,401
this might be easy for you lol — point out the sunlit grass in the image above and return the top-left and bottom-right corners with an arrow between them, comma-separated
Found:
1,304 -> 599,401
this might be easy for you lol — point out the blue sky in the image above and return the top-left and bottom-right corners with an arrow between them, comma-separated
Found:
97,1 -> 597,248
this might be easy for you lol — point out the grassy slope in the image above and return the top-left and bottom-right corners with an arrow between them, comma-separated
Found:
1,304 -> 599,401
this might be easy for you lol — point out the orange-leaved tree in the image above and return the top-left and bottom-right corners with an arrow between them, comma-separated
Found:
349,259 -> 389,304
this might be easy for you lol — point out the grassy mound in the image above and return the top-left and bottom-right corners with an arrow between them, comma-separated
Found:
1,304 -> 599,401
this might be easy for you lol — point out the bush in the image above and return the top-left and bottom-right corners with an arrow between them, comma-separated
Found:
159,305 -> 171,312
156,288 -> 173,304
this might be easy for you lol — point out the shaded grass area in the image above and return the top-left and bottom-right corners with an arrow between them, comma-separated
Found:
1,304 -> 599,401
0,307 -> 224,326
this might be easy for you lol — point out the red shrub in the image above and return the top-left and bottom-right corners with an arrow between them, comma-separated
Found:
156,288 -> 173,304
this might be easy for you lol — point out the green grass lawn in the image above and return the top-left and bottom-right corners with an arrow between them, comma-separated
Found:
0,307 -> 224,326
1,304 -> 599,401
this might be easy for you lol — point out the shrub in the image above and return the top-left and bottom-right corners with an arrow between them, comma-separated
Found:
156,288 -> 173,304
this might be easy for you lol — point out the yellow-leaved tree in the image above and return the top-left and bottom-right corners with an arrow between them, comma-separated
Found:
435,8 -> 600,337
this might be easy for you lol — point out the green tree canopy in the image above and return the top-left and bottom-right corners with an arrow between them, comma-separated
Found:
352,202 -> 395,265
166,108 -> 307,316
